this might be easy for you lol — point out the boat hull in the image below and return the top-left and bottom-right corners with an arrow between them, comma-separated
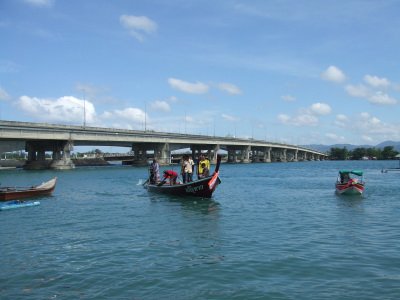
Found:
0,200 -> 41,211
335,182 -> 365,195
0,177 -> 57,201
145,175 -> 221,198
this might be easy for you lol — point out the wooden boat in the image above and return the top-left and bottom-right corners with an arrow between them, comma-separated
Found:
0,200 -> 40,211
0,177 -> 57,201
144,156 -> 222,198
335,170 -> 365,195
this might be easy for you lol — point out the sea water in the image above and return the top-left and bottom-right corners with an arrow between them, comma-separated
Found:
1,160 -> 400,299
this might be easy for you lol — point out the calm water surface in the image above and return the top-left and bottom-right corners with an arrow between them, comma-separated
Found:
1,160 -> 400,299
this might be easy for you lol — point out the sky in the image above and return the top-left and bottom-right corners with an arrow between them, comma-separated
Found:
1,0 -> 400,146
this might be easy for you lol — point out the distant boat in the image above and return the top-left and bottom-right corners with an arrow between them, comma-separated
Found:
0,200 -> 40,211
0,177 -> 57,201
144,156 -> 222,198
335,170 -> 365,195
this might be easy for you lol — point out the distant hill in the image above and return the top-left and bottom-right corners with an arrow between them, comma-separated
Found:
304,141 -> 400,153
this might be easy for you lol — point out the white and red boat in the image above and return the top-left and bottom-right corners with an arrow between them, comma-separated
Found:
335,170 -> 365,195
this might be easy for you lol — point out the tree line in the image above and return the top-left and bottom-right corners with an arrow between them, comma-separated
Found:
329,146 -> 399,160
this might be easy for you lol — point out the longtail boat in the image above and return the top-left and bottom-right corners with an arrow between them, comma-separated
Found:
335,170 -> 365,195
144,156 -> 222,198
0,177 -> 57,201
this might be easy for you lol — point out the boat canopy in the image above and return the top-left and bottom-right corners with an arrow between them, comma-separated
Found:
339,170 -> 363,176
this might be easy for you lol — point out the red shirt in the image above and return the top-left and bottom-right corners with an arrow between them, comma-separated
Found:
163,170 -> 178,178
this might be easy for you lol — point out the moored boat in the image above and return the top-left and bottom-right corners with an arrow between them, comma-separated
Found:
335,170 -> 365,195
0,177 -> 57,201
144,156 -> 222,198
0,200 -> 41,211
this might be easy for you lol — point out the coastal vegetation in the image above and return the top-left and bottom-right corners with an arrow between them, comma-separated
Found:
329,146 -> 399,160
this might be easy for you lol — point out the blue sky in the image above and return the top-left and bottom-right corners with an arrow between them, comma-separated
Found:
1,0 -> 400,146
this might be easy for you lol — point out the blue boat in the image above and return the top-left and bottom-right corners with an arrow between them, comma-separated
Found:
0,200 -> 41,211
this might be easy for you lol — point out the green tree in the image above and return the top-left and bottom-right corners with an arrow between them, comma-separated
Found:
381,146 -> 398,160
329,147 -> 349,160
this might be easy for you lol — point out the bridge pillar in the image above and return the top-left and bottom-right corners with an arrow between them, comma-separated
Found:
24,140 -> 74,170
227,147 -> 237,163
154,143 -> 170,165
282,149 -> 287,162
210,145 -> 220,164
263,147 -> 271,162
132,144 -> 149,166
240,145 -> 251,163
49,141 -> 75,170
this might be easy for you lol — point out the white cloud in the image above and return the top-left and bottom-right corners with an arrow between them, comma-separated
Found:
326,133 -> 345,142
102,107 -> 146,124
321,65 -> 346,83
217,83 -> 242,95
334,114 -> 348,127
310,102 -> 331,115
368,91 -> 397,105
0,87 -> 10,101
281,95 -> 296,102
277,113 -> 318,126
150,100 -> 170,112
17,95 -> 96,124
24,0 -> 53,6
364,75 -> 390,88
345,84 -> 370,98
168,78 -> 209,94
120,15 -> 157,42
222,113 -> 239,122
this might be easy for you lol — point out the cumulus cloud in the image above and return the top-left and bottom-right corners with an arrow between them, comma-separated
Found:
277,102 -> 330,127
120,15 -> 157,42
321,65 -> 346,83
168,78 -> 209,94
310,102 -> 331,115
334,114 -> 348,127
281,95 -> 296,102
0,86 -> 10,101
345,84 -> 397,105
17,96 -> 96,124
222,113 -> 239,122
150,100 -> 170,112
217,83 -> 242,95
102,107 -> 146,124
364,75 -> 390,88
368,91 -> 397,105
345,84 -> 370,98
277,113 -> 318,126
325,133 -> 345,142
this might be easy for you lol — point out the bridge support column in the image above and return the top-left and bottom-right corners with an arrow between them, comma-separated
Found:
49,141 -> 75,170
154,143 -> 170,165
24,140 -> 75,170
227,147 -> 237,163
132,144 -> 149,166
263,147 -> 271,162
240,146 -> 251,163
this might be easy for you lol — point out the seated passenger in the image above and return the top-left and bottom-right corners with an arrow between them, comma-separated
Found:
198,163 -> 210,179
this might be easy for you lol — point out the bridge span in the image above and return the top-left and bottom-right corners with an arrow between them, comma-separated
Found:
0,120 -> 328,169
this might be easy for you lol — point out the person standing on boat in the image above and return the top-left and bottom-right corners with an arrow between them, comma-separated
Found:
181,155 -> 192,183
162,170 -> 178,185
188,156 -> 195,182
149,158 -> 160,184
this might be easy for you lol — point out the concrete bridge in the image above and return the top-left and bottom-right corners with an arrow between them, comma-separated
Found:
0,120 -> 328,169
